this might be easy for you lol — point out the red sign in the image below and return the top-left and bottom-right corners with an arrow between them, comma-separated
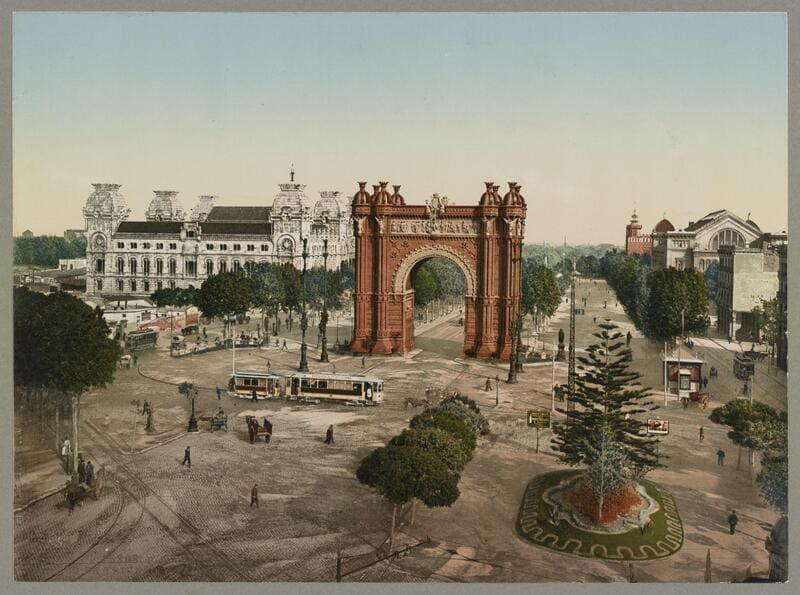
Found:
646,419 -> 670,435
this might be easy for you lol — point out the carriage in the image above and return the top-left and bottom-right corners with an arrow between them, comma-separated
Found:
198,409 -> 228,431
63,467 -> 105,510
245,415 -> 272,443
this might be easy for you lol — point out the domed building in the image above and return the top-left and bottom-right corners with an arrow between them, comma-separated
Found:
84,169 -> 354,297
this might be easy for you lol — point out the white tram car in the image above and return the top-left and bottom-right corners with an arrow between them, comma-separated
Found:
228,371 -> 383,405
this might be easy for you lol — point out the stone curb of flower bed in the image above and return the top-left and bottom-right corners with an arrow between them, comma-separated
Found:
516,469 -> 684,561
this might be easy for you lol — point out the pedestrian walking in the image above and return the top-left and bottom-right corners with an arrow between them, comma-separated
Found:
742,382 -> 749,397
626,331 -> 632,347
484,377 -> 492,391
203,326 -> 207,338
250,483 -> 259,508
248,420 -> 255,443
267,360 -> 271,373
593,316 -> 596,324
182,446 -> 191,468
133,353 -> 138,366
264,418 -> 273,443
325,424 -> 335,445
699,426 -> 705,443
282,340 -> 287,351
728,510 -> 738,534
251,389 -> 257,402
77,455 -> 86,483
85,461 -> 94,486
216,386 -> 221,400
682,396 -> 689,410
716,449 -> 725,466
142,400 -> 151,416
703,376 -> 708,389
361,355 -> 365,368
61,438 -> 71,473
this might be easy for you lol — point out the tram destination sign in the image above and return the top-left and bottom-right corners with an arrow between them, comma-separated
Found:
527,410 -> 550,428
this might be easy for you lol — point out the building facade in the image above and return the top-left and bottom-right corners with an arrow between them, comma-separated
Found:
716,245 -> 780,342
776,243 -> 788,370
84,171 -> 355,297
651,210 -> 763,272
624,210 -> 652,256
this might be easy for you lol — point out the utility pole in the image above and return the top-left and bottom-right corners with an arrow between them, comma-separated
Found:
320,239 -> 329,362
495,375 -> 500,406
299,237 -> 309,372
507,317 -> 519,384
567,258 -> 577,418
335,549 -> 342,582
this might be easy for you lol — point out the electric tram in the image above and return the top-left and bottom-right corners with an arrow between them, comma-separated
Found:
228,370 -> 383,405
125,328 -> 159,351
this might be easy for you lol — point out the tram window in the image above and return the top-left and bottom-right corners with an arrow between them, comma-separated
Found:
318,380 -> 327,389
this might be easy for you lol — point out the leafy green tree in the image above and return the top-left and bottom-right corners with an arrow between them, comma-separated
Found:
249,262 -> 283,335
409,410 -> 477,454
552,320 -> 661,475
751,297 -> 779,359
13,288 -> 120,472
422,258 -> 465,298
412,265 -> 440,306
644,268 -> 709,343
195,271 -> 253,339
279,263 -> 301,331
14,235 -> 88,267
710,400 -> 785,478
389,427 -> 470,474
356,445 -> 459,549
521,262 -> 561,332
339,260 -> 355,292
585,424 -> 630,520
757,454 -> 787,513
437,398 -> 490,436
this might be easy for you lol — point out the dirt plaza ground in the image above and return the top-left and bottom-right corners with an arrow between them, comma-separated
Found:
14,279 -> 784,582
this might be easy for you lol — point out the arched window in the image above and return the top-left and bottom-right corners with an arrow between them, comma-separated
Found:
131,279 -> 137,292
219,260 -> 228,273
117,279 -> 124,291
117,257 -> 124,273
96,279 -> 103,291
95,259 -> 105,273
156,259 -> 163,276
143,258 -> 150,275
169,281 -> 176,289
168,258 -> 177,276
711,229 -> 746,250
233,260 -> 241,272
206,260 -> 214,276
143,280 -> 150,293
129,258 -> 137,275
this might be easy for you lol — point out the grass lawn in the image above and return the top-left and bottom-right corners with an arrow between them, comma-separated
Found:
517,469 -> 683,560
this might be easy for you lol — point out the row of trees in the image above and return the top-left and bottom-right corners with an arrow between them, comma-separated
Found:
14,287 -> 120,471
356,394 -> 489,550
14,235 -> 88,268
411,259 -> 466,307
552,321 -> 661,521
520,260 -> 561,333
600,251 -> 710,343
152,262 -> 349,339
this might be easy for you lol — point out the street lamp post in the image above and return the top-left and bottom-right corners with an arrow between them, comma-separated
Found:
515,316 -> 524,374
298,237 -> 309,372
320,239 -> 329,362
187,387 -> 198,433
507,318 -> 519,384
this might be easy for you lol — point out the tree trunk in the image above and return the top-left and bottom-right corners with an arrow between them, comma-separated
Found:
71,393 -> 80,474
389,503 -> 397,553
598,494 -> 604,523
737,445 -> 742,470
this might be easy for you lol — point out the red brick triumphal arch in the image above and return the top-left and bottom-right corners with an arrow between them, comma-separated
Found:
349,181 -> 527,360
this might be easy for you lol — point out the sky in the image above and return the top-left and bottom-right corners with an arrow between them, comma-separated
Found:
12,12 -> 787,244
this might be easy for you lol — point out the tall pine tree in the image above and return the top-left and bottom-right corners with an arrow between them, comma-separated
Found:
552,320 -> 662,476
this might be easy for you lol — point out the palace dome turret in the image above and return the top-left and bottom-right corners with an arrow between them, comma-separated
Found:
145,190 -> 185,221
83,183 -> 130,218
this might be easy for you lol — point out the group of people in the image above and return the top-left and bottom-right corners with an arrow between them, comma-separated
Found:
248,417 -> 273,443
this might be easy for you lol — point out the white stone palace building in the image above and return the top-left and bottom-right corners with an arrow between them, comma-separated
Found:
84,170 -> 355,297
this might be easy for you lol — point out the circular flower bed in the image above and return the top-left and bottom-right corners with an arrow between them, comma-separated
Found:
517,470 -> 683,560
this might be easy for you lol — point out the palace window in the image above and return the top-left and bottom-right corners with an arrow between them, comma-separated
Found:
206,244 -> 214,250
220,244 -> 227,251
143,242 -> 151,249
130,242 -> 138,249
168,259 -> 177,276
233,244 -> 241,251
117,279 -> 124,291
143,280 -> 150,293
131,279 -> 137,292
95,259 -> 105,273
117,242 -> 124,249
186,231 -> 196,238
169,281 -> 176,289
117,257 -> 124,273
233,260 -> 241,272
169,242 -> 177,250
156,242 -> 164,250
261,244 -> 269,252
219,260 -> 228,273
247,244 -> 255,251
156,259 -> 164,276
143,259 -> 150,275
711,229 -> 746,250
129,258 -> 137,275
157,281 -> 163,290
206,260 -> 214,276
186,261 -> 196,276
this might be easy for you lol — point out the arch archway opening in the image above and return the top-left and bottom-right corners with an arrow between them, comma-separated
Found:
403,256 -> 468,358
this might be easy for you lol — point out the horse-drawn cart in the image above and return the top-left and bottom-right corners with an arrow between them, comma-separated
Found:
245,415 -> 272,443
199,410 -> 228,431
689,391 -> 712,408
63,467 -> 105,511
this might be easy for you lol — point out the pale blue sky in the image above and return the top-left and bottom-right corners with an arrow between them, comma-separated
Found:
13,12 -> 787,243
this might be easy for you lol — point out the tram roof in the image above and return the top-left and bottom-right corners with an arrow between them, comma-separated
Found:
287,372 -> 383,382
229,371 -> 283,378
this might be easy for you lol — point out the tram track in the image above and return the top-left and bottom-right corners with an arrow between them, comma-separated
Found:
70,421 -> 254,581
